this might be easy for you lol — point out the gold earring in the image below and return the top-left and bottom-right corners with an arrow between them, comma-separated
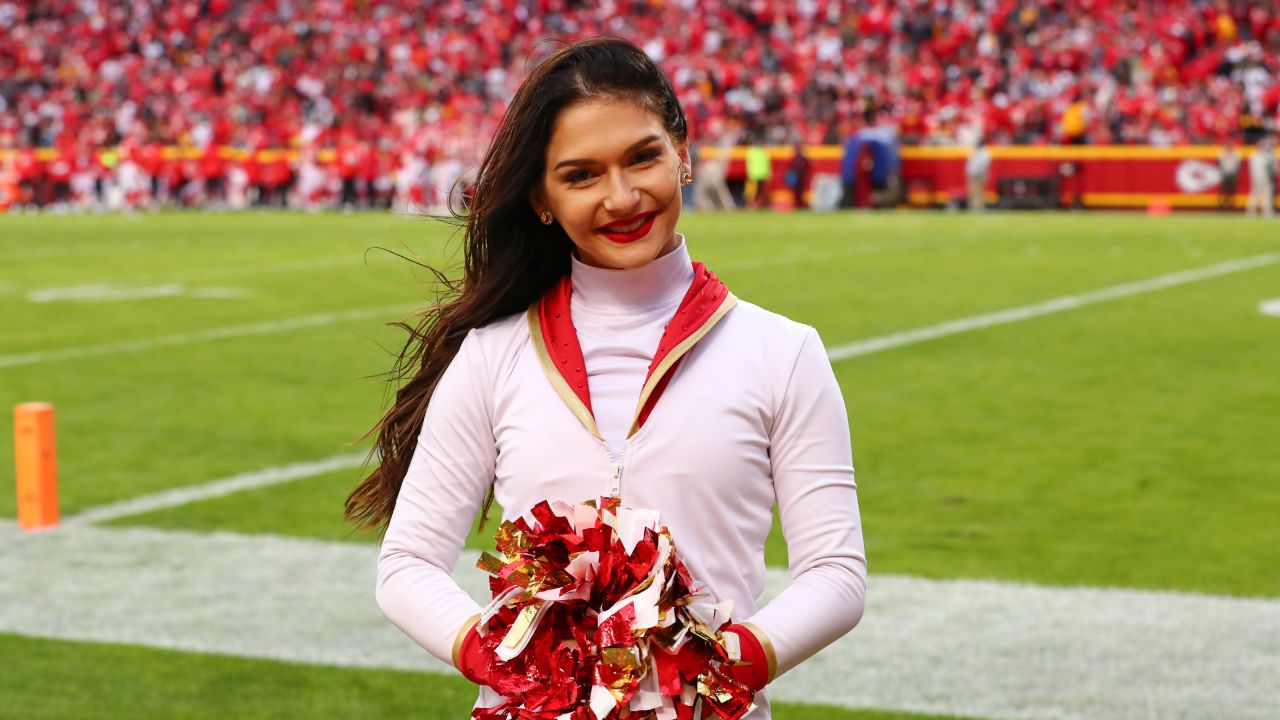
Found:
539,210 -> 554,225
680,169 -> 693,186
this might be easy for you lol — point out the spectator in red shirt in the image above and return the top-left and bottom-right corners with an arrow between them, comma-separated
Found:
336,135 -> 366,210
46,140 -> 77,209
199,143 -> 228,208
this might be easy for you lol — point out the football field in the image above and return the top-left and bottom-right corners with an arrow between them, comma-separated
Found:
2,210 -> 1278,719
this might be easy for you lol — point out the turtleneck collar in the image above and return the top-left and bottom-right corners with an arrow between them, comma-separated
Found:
569,233 -> 694,313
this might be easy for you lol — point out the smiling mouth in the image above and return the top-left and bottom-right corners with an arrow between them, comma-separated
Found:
598,212 -> 656,234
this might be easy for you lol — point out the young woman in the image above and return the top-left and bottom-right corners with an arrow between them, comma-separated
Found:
346,36 -> 867,719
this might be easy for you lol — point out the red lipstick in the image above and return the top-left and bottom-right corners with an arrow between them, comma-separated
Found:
597,212 -> 657,243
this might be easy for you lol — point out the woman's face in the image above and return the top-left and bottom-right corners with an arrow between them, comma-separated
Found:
531,97 -> 690,270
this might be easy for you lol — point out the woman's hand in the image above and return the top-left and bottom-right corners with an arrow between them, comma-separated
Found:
457,625 -> 490,686
721,623 -> 770,691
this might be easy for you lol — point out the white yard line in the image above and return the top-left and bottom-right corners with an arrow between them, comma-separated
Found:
61,452 -> 369,527
26,283 -> 256,303
13,255 -> 374,296
129,254 -> 373,283
1,522 -> 1275,720
0,303 -> 418,369
827,252 -> 1280,361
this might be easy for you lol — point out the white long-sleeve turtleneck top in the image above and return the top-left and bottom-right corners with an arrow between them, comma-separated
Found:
376,233 -> 867,719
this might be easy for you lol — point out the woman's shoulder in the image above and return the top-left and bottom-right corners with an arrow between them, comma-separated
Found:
473,307 -> 528,333
438,310 -> 530,390
714,297 -> 828,376
466,308 -> 530,353
721,297 -> 817,346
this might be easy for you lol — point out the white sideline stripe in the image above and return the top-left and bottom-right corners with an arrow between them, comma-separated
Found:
827,252 -> 1280,361
1,523 -> 1276,720
62,453 -> 369,527
0,303 -> 419,369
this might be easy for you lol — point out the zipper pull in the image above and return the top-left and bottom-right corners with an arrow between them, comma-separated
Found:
609,461 -> 622,497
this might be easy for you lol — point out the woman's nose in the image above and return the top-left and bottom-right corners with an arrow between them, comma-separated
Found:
602,170 -> 640,212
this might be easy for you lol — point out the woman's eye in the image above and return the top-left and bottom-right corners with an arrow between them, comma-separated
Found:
563,151 -> 661,184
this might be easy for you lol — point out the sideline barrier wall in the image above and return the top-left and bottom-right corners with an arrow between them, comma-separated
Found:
2,145 -> 1276,210
706,144 -> 1279,210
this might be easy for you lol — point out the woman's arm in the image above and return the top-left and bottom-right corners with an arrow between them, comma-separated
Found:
375,329 -> 496,668
741,326 -> 867,680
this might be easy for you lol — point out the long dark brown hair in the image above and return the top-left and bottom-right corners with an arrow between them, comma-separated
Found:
344,36 -> 690,533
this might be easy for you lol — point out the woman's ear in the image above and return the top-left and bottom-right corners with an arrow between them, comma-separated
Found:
676,139 -> 691,173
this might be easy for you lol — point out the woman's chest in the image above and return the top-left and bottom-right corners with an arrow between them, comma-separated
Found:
489,339 -> 776,518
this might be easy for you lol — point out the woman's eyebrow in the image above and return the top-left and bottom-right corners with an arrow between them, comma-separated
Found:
553,134 -> 661,170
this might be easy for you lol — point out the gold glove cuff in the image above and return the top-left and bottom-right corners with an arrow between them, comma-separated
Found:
737,620 -> 778,682
452,613 -> 481,669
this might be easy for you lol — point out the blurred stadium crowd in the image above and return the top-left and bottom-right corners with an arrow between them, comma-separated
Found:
1,0 -> 1278,212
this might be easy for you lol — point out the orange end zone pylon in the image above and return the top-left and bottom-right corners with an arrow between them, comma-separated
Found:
14,402 -> 59,530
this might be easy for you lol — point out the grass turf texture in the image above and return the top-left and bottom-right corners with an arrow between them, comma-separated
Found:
0,633 -> 967,720
2,210 -> 1279,717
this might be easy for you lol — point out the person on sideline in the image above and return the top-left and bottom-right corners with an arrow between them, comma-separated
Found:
742,141 -> 768,206
1217,138 -> 1241,211
1245,135 -> 1276,218
743,144 -> 774,209
966,137 -> 992,212
345,37 -> 866,719
693,120 -> 738,211
784,142 -> 811,210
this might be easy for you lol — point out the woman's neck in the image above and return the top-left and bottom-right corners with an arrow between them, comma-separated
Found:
569,234 -> 693,313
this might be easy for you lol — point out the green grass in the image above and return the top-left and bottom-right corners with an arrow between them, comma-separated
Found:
0,633 -> 969,720
849,262 -> 1280,595
3,209 -> 1280,717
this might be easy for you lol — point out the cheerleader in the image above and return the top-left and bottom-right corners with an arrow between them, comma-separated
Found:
347,36 -> 866,719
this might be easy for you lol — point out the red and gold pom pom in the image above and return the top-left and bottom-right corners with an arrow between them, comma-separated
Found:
470,497 -> 757,720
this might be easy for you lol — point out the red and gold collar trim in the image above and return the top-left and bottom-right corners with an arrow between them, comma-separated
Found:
527,261 -> 737,441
